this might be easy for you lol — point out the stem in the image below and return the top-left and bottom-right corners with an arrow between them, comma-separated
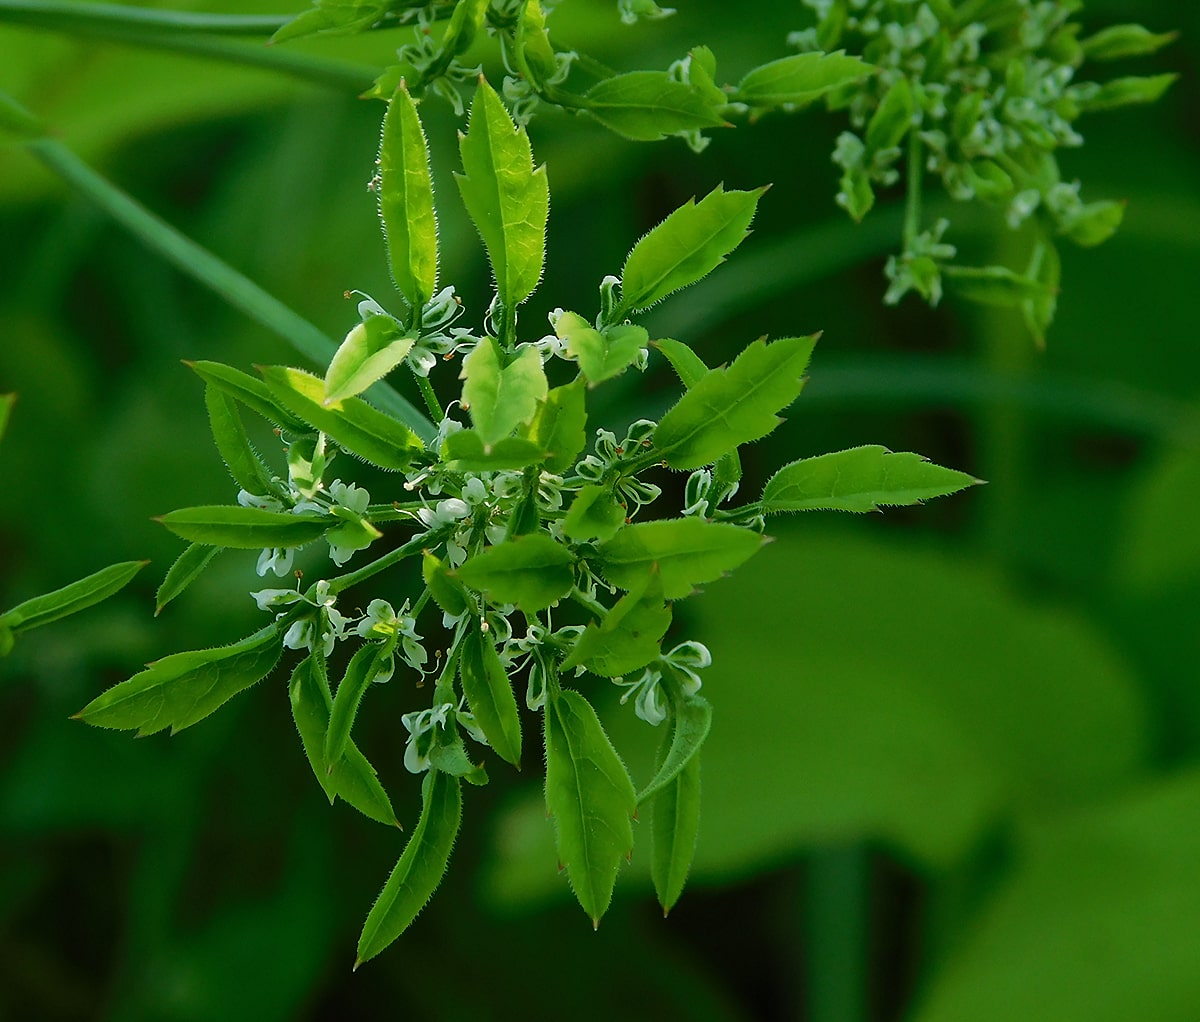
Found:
903,130 -> 924,252
24,138 -> 436,441
414,372 -> 445,423
568,588 -> 608,621
326,530 -> 438,596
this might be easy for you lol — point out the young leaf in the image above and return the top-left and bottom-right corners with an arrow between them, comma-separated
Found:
597,519 -> 764,599
324,316 -> 415,405
760,446 -> 980,514
1077,74 -> 1178,113
637,690 -> 712,804
271,0 -> 388,43
554,311 -> 647,384
155,543 -> 222,615
1059,200 -> 1125,248
581,70 -> 728,142
459,626 -> 522,767
460,339 -> 548,447
544,688 -> 637,927
733,51 -> 873,109
356,769 -> 462,965
453,535 -> 575,612
155,505 -> 330,549
650,747 -> 701,915
260,365 -> 423,470
326,640 -> 394,766
379,83 -> 438,308
441,430 -> 547,471
1,560 -> 147,635
620,185 -> 765,314
455,79 -> 548,308
943,265 -> 1053,308
1080,24 -> 1178,61
652,335 -> 817,470
520,378 -> 587,474
563,485 -> 627,544
652,338 -> 708,389
76,624 -> 283,735
560,569 -> 672,677
186,360 -> 308,433
204,383 -> 278,497
866,76 -> 915,151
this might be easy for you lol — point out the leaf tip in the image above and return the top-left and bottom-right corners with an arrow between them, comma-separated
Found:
352,957 -> 363,973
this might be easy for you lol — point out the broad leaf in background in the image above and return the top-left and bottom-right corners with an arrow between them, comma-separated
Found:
732,51 -> 873,110
597,519 -> 763,598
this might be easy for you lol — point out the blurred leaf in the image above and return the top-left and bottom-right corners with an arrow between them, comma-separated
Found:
453,534 -> 575,612
0,391 -> 13,441
155,543 -> 222,615
460,339 -> 548,446
0,88 -> 43,139
734,51 -> 872,109
156,505 -> 329,549
459,625 -> 522,767
323,316 -> 414,405
1078,74 -> 1178,112
271,0 -> 389,43
580,69 -> 728,142
1080,24 -> 1178,61
944,264 -> 1053,308
1115,448 -> 1200,596
865,76 -> 913,151
1,559 -> 147,635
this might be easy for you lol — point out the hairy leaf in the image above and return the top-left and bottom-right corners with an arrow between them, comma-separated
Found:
650,745 -> 700,915
155,543 -> 222,616
734,51 -> 872,109
560,569 -> 671,677
459,626 -> 522,767
204,383 -> 277,496
520,378 -> 587,473
324,316 -> 414,405
638,689 -> 712,804
652,337 -> 708,389
271,0 -> 388,43
563,485 -> 626,544
1,560 -> 147,635
441,429 -> 547,471
581,70 -> 728,142
423,551 -> 469,619
156,505 -> 330,549
460,339 -> 548,446
186,360 -> 308,433
554,311 -> 647,384
326,640 -> 394,766
453,534 -> 574,612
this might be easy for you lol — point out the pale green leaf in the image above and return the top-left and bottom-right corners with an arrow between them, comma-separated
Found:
324,316 -> 414,405
460,339 -> 548,446
554,311 -> 647,384
453,534 -> 575,612
271,0 -> 388,43
734,51 -> 873,109
1078,74 -> 1178,113
1,560 -> 147,635
459,626 -> 522,767
186,360 -> 308,433
581,70 -> 728,142
652,337 -> 708,389
866,75 -> 914,151
155,543 -> 222,616
155,505 -> 330,549
1080,24 -> 1178,61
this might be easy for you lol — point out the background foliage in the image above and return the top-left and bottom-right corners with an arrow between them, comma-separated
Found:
1,1 -> 1197,1019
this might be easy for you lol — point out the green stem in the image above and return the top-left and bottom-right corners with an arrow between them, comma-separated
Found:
568,587 -> 608,621
326,530 -> 439,597
24,138 -> 436,441
366,501 -> 428,522
903,130 -> 924,251
414,372 -> 445,424
0,0 -> 287,34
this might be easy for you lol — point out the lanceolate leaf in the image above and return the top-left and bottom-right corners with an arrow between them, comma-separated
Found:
554,311 -> 647,384
155,543 -> 222,615
544,687 -> 637,927
581,70 -> 728,142
943,265 -> 1053,309
76,624 -> 284,735
324,316 -> 414,405
271,0 -> 388,43
734,51 -> 873,109
761,446 -> 980,514
620,185 -> 765,314
459,626 -> 522,767
652,337 -> 708,389
560,569 -> 671,677
455,80 -> 548,308
326,640 -> 394,766
204,383 -> 278,496
461,340 -> 548,447
453,534 -> 575,612
638,689 -> 712,804
156,505 -> 330,549
1077,74 -> 1178,113
186,360 -> 308,433
650,747 -> 701,916
653,335 -> 817,470
1,560 -> 147,635
356,769 -> 462,966
379,83 -> 438,308
520,378 -> 587,474
423,552 -> 469,619
597,519 -> 763,599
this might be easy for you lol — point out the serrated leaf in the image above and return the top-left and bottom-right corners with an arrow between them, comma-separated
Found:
460,339 -> 548,446
944,265 -> 1054,308
156,505 -> 330,549
520,378 -> 587,473
620,185 -> 765,314
356,769 -> 462,965
455,80 -> 548,308
638,689 -> 712,803
734,50 -> 873,109
652,337 -> 708,388
597,519 -> 763,598
155,543 -> 222,615
260,365 -> 423,470
324,316 -> 414,405
653,335 -> 817,470
204,383 -> 278,497
271,0 -> 388,43
459,626 -> 522,767
560,569 -> 671,677
554,311 -> 647,384
1,560 -> 147,635
544,688 -> 637,927
761,446 -> 980,514
563,485 -> 627,543
581,70 -> 728,142
326,640 -> 394,766
453,534 -> 575,612
380,84 -> 438,308
441,429 -> 547,471
650,745 -> 700,915
76,624 -> 283,735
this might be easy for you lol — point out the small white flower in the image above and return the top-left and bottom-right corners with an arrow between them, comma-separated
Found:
256,547 -> 294,578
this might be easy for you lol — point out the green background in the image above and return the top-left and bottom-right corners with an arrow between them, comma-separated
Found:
1,2 -> 1197,1019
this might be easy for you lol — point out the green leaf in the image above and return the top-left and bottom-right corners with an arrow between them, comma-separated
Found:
0,392 -> 13,443
324,316 -> 414,405
944,264 -> 1054,308
520,378 -> 587,474
761,446 -> 980,514
0,90 -> 44,140
1078,74 -> 1178,113
1,560 -> 147,635
155,505 -> 330,549
76,624 -> 284,736
326,640 -> 394,766
581,70 -> 728,142
453,534 -> 575,612
560,568 -> 671,677
203,383 -> 278,497
186,360 -> 308,433
459,626 -> 522,767
653,335 -> 817,470
155,543 -> 222,615
1080,24 -> 1178,61
597,519 -> 764,599
440,430 -> 547,471
553,311 -> 647,384
563,485 -> 627,544
620,184 -> 765,314
454,79 -> 548,308
733,51 -> 873,109
260,365 -> 423,470
379,83 -> 438,308
356,769 -> 462,966
638,689 -> 712,804
423,552 -> 469,619
650,746 -> 700,916
1022,235 -> 1061,345
271,0 -> 388,43
460,339 -> 548,446
652,337 -> 709,389
866,75 -> 915,151
289,655 -> 398,827
1059,199 -> 1125,248
543,688 -> 637,927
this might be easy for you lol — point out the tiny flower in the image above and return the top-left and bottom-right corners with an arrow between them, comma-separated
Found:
256,547 -> 294,578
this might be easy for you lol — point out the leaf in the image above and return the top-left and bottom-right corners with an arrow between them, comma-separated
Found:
155,505 -> 330,549
562,485 -> 627,544
323,316 -> 414,405
596,519 -> 764,598
543,688 -> 637,927
652,335 -> 817,470
326,641 -> 393,766
1080,24 -> 1178,61
454,79 -> 548,308
520,379 -> 587,474
0,90 -> 44,140
288,656 -> 398,827
1078,74 -> 1178,113
733,51 -> 873,109
761,446 -> 980,514
1,561 -> 147,635
944,265 -> 1054,308
423,552 -> 469,619
652,337 -> 709,389
378,82 -> 438,308
554,311 -> 647,384
271,0 -> 388,43
650,746 -> 701,915
1059,200 -> 1125,248
581,70 -> 728,142
155,543 -> 222,615
866,75 -> 915,151
460,339 -> 548,446
560,569 -> 671,677
453,534 -> 575,612
356,769 -> 462,966
186,360 -> 308,433
440,430 -> 547,471
259,365 -> 423,470
638,690 -> 712,804
76,624 -> 284,736
459,626 -> 522,767
620,184 -> 765,314
203,383 -> 278,497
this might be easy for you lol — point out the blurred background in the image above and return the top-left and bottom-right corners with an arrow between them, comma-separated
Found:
0,2 -> 1197,1019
